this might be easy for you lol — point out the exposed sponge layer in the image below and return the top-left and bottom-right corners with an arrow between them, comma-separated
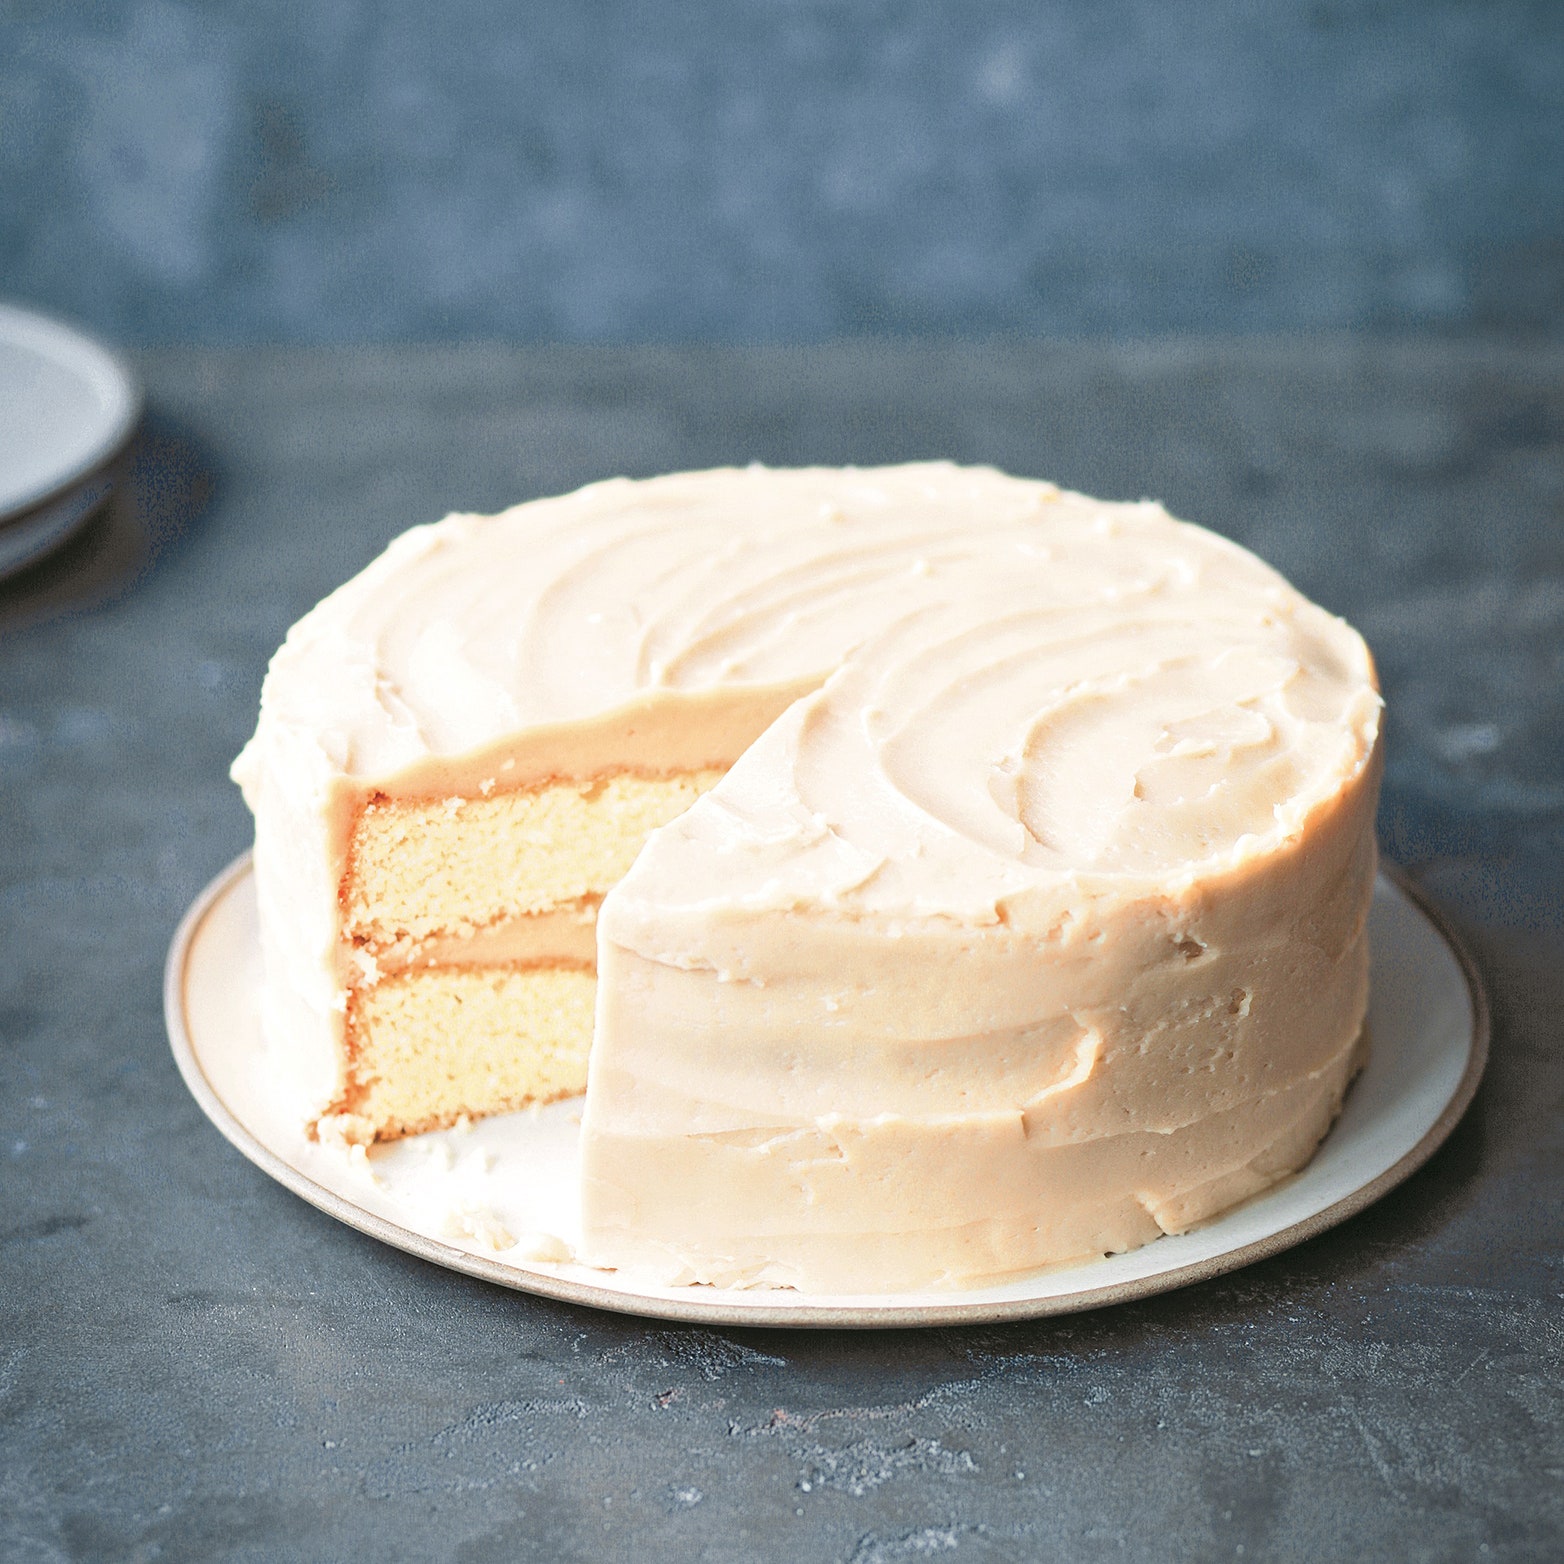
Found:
332,768 -> 728,1140
346,966 -> 599,1139
346,770 -> 725,944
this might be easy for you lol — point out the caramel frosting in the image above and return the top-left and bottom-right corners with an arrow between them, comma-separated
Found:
232,463 -> 1382,1289
577,471 -> 1381,1289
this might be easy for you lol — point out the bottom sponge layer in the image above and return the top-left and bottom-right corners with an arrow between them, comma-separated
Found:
345,966 -> 598,1139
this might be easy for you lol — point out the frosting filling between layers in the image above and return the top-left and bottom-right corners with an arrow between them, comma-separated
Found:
350,903 -> 601,978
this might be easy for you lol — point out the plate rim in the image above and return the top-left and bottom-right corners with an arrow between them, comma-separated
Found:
0,299 -> 142,528
164,850 -> 1489,1330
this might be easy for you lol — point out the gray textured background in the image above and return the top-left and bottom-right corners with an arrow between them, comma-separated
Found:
4,0 -> 1563,343
2,340 -> 1562,1563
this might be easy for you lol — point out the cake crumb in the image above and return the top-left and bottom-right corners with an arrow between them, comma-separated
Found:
346,1142 -> 385,1188
512,1230 -> 572,1264
442,1205 -> 515,1251
349,947 -> 382,985
317,1112 -> 376,1150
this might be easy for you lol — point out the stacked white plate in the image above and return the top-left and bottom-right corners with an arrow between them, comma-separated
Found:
0,302 -> 141,581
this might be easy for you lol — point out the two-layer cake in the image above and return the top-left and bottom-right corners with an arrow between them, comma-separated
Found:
233,463 -> 1382,1290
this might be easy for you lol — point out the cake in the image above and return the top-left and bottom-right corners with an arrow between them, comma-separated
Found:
232,463 -> 1382,1291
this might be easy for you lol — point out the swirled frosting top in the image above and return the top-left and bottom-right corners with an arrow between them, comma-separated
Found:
236,462 -> 1380,897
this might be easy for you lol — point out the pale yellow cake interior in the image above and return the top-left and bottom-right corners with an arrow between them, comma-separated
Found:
332,768 -> 724,1139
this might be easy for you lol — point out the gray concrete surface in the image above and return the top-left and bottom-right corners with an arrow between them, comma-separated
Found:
2,340 -> 1562,1561
5,2 -> 1563,343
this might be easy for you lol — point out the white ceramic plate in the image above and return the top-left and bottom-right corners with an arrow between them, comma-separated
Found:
0,301 -> 141,578
166,856 -> 1486,1328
